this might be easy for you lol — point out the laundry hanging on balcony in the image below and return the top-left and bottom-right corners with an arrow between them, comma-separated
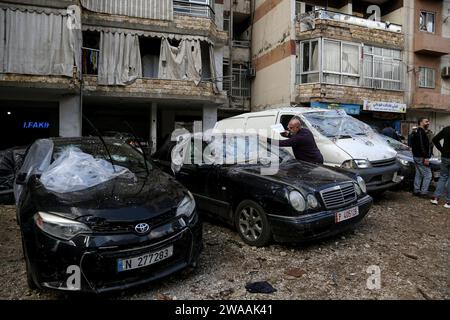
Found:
0,6 -> 81,77
98,32 -> 143,85
80,0 -> 173,21
158,38 -> 202,85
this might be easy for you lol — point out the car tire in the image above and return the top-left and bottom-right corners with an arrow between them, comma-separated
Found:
21,235 -> 38,290
234,200 -> 272,247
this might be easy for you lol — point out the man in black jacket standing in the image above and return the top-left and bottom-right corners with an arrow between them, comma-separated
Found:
431,126 -> 450,208
410,117 -> 432,197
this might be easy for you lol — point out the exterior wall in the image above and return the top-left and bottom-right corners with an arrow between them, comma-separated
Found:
382,7 -> 403,25
296,19 -> 404,49
251,0 -> 295,110
82,76 -> 227,103
296,83 -> 404,105
223,0 -> 251,14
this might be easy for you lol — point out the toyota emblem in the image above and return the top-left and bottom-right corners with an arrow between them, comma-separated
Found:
135,223 -> 150,234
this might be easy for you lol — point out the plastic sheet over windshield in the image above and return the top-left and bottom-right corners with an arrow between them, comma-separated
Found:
303,110 -> 375,138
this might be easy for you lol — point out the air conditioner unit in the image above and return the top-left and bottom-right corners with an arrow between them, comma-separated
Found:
442,66 -> 450,79
247,68 -> 256,78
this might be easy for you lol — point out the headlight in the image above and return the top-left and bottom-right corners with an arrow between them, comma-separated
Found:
341,159 -> 372,169
354,183 -> 362,196
357,176 -> 367,194
289,191 -> 306,212
34,212 -> 91,241
176,191 -> 196,220
399,159 -> 409,166
307,194 -> 319,209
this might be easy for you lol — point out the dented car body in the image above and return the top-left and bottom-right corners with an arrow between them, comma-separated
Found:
15,137 -> 202,293
153,135 -> 373,247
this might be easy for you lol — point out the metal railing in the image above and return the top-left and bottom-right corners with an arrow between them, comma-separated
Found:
298,9 -> 402,33
232,40 -> 251,48
82,47 -> 100,75
224,67 -> 251,98
173,1 -> 215,21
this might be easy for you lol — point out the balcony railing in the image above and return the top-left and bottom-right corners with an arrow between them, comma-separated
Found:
224,67 -> 250,98
298,10 -> 402,33
82,47 -> 100,75
173,1 -> 215,21
232,40 -> 251,48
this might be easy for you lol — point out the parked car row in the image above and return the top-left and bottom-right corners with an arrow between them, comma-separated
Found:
3,107 -> 426,294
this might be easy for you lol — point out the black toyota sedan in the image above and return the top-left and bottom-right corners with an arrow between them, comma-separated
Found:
15,137 -> 202,293
152,134 -> 373,247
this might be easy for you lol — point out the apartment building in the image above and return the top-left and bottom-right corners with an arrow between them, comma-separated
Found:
0,0 -> 228,151
403,0 -> 450,138
250,0 -> 410,132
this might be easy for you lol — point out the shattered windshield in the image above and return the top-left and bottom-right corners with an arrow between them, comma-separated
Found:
54,139 -> 152,173
303,110 -> 373,138
379,134 -> 410,152
206,135 -> 294,165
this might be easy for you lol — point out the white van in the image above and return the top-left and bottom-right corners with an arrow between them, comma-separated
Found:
215,107 -> 403,193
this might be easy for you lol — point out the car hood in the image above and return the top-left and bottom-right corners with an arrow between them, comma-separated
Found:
234,160 -> 355,192
334,136 -> 397,161
30,169 -> 185,222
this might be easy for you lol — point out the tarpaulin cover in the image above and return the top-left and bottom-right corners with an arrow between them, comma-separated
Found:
40,147 -> 135,193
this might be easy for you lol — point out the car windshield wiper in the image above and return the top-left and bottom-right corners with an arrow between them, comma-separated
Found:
123,121 -> 149,176
83,115 -> 117,173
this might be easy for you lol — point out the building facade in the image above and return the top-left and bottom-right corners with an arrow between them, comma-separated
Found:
0,0 -> 229,151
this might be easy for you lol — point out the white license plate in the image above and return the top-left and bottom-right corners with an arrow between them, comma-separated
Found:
117,246 -> 173,272
335,207 -> 359,223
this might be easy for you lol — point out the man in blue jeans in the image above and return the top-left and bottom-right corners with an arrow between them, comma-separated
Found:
410,118 -> 432,197
431,126 -> 450,208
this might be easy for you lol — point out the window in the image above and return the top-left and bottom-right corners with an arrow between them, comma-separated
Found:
363,45 -> 402,91
419,67 -> 435,88
323,40 -> 360,85
419,11 -> 435,33
298,39 -> 319,83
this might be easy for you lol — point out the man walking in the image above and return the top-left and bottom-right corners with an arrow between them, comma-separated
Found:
431,126 -> 450,208
410,118 -> 432,197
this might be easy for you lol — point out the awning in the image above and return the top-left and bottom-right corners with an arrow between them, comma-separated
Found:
83,25 -> 214,44
80,0 -> 173,21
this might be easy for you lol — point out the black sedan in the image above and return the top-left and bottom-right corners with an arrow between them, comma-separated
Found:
152,134 -> 373,247
15,137 -> 202,293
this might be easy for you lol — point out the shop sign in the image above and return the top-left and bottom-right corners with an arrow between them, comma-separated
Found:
311,102 -> 361,115
23,122 -> 50,129
363,101 -> 407,113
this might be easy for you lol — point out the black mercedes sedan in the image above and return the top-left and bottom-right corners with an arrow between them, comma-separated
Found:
152,134 -> 373,247
15,137 -> 202,293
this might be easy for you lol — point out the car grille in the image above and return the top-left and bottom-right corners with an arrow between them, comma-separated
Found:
320,183 -> 357,209
371,158 -> 397,167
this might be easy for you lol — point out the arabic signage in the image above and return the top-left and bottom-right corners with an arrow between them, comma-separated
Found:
363,100 -> 407,114
310,102 -> 361,115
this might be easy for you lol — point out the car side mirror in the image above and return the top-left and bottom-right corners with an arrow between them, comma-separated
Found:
15,173 -> 27,185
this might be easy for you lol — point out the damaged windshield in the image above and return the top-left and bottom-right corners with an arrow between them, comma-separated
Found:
303,110 -> 373,138
53,139 -> 152,173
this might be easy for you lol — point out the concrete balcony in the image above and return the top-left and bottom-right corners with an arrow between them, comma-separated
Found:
0,73 -> 80,94
224,40 -> 251,63
82,75 -> 227,105
296,10 -> 404,49
295,83 -> 404,106
223,0 -> 251,15
414,32 -> 450,56
411,92 -> 450,112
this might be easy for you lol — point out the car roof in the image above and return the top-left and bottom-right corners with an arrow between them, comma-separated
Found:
40,136 -> 124,146
224,107 -> 330,119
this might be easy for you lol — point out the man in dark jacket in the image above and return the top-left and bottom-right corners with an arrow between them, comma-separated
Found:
431,126 -> 450,208
410,117 -> 432,197
274,117 -> 324,164
381,123 -> 400,141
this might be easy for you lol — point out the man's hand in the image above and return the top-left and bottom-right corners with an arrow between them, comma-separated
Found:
280,131 -> 290,138
423,158 -> 430,166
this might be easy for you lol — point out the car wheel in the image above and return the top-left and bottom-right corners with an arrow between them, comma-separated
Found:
21,235 -> 38,290
234,200 -> 272,247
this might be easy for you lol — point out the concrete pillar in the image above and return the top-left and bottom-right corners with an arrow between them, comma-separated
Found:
161,109 -> 175,139
202,105 -> 217,131
150,102 -> 157,154
59,95 -> 81,137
